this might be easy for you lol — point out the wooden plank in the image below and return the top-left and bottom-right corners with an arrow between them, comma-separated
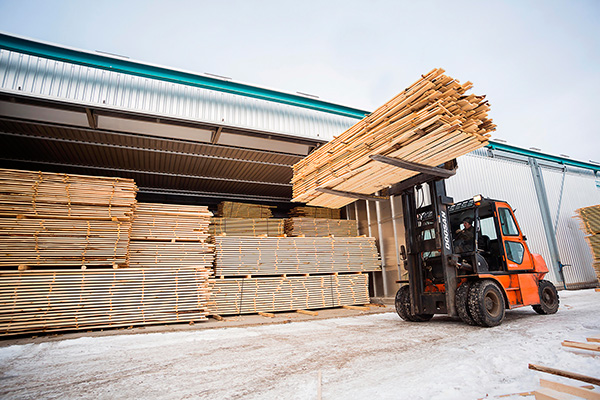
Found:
587,335 -> 600,343
285,218 -> 358,237
258,312 -> 275,318
342,305 -> 370,311
297,309 -> 318,316
529,364 -> 600,386
562,340 -> 600,352
540,379 -> 600,400
534,387 -> 580,400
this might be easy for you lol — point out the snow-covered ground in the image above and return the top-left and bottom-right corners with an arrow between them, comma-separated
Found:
0,289 -> 599,400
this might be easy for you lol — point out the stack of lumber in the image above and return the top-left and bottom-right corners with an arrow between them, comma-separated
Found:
0,168 -> 137,268
130,202 -> 212,242
209,218 -> 285,237
285,218 -> 358,237
213,236 -> 380,276
0,268 -> 210,336
129,202 -> 213,270
575,204 -> 600,282
217,201 -> 274,218
289,206 -> 340,219
291,68 -> 495,208
209,274 -> 369,315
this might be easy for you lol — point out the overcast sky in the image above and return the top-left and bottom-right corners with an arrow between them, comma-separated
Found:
0,0 -> 598,163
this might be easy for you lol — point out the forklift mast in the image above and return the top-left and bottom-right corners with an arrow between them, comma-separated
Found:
401,179 -> 458,317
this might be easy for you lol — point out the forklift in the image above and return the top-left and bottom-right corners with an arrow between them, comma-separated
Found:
361,155 -> 560,327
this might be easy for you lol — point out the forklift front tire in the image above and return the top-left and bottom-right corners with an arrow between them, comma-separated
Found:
456,281 -> 477,326
395,285 -> 433,322
468,280 -> 505,327
532,280 -> 559,315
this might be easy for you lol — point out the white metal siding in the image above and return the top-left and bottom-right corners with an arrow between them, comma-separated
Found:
541,165 -> 599,288
0,49 -> 358,141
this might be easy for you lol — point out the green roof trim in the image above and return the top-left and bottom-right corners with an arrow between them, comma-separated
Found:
487,141 -> 599,172
0,33 -> 370,119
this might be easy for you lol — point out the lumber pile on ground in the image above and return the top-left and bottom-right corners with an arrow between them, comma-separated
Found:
213,236 -> 380,276
0,168 -> 137,268
575,205 -> 600,282
0,268 -> 211,336
129,202 -> 213,270
217,201 -> 274,218
209,218 -> 285,237
209,274 -> 369,315
291,68 -> 494,208
289,206 -> 340,219
285,218 -> 358,237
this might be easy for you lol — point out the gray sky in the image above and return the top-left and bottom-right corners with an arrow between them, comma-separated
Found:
0,0 -> 598,163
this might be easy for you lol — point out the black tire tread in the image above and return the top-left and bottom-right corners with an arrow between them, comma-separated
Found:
532,280 -> 559,315
456,281 -> 477,325
394,285 -> 434,322
468,279 -> 505,327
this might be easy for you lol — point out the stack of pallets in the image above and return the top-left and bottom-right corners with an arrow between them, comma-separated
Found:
575,204 -> 600,282
209,236 -> 379,315
291,68 -> 494,208
209,218 -> 285,237
217,201 -> 274,218
285,218 -> 358,237
0,168 -> 137,269
129,202 -> 214,269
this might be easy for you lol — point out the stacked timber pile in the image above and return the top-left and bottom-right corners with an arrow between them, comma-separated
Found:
0,168 -> 137,269
210,274 -> 369,315
289,206 -> 340,219
0,267 -> 211,336
291,68 -> 495,208
217,201 -> 274,218
213,237 -> 380,276
209,235 -> 379,315
575,204 -> 600,282
129,202 -> 213,269
285,218 -> 358,237
209,218 -> 285,237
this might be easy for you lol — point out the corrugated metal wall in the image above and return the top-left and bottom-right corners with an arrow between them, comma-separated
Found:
0,49 -> 357,141
540,165 -> 599,288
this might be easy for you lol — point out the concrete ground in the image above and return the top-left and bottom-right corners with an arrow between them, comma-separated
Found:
1,290 -> 599,400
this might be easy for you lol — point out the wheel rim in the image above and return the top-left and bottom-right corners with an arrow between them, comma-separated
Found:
541,287 -> 555,306
484,291 -> 501,317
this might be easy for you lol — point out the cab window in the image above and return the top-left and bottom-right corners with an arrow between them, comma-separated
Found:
479,217 -> 498,240
505,241 -> 525,264
498,208 -> 519,236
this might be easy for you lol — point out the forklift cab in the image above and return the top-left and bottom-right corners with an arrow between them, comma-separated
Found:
448,195 -> 544,276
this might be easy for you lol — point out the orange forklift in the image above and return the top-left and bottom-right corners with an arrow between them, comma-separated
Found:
374,156 -> 560,327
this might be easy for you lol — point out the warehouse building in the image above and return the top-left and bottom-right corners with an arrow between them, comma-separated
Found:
1,32 -> 598,300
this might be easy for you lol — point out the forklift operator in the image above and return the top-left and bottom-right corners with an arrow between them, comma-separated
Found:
454,217 -> 475,253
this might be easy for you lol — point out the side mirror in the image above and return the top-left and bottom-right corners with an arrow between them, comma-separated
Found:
522,235 -> 527,241
399,245 -> 407,261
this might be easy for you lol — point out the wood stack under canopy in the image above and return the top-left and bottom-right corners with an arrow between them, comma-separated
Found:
213,236 -> 380,276
575,204 -> 600,282
0,267 -> 211,336
285,218 -> 358,237
217,201 -> 274,218
0,168 -> 137,268
289,206 -> 340,219
210,274 -> 369,315
209,218 -> 285,237
291,68 -> 495,208
129,202 -> 213,270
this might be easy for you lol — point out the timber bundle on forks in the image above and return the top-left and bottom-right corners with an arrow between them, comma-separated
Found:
291,68 -> 495,208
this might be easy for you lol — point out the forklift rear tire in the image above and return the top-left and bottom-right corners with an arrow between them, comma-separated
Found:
456,281 -> 477,326
468,280 -> 505,327
532,280 -> 559,315
395,285 -> 434,322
